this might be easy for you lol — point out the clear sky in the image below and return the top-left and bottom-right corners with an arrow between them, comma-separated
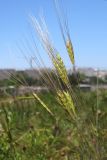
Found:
0,0 -> 107,69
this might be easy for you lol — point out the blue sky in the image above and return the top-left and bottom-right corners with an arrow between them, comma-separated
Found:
0,0 -> 107,69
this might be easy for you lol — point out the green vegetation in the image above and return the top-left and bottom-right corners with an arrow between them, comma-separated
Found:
0,91 -> 107,159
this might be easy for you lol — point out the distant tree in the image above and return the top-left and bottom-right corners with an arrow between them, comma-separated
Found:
10,71 -> 43,86
90,76 -> 105,85
68,72 -> 86,86
104,75 -> 107,84
0,79 -> 15,87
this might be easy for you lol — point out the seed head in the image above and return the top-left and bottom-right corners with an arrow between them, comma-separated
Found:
66,39 -> 75,65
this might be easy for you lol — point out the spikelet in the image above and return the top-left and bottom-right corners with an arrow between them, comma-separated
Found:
57,90 -> 76,118
66,39 -> 75,65
33,93 -> 53,116
52,53 -> 69,85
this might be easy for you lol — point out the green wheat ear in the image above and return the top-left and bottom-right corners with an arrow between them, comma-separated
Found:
57,90 -> 76,119
52,53 -> 69,85
66,39 -> 75,65
33,93 -> 54,116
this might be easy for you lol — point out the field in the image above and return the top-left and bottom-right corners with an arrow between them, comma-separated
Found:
0,90 -> 107,160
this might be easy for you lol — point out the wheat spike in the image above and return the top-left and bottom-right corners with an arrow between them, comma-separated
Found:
57,90 -> 76,118
33,93 -> 53,116
52,53 -> 69,85
66,39 -> 75,65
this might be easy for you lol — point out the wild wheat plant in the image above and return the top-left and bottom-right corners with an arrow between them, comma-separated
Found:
29,2 -> 107,159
